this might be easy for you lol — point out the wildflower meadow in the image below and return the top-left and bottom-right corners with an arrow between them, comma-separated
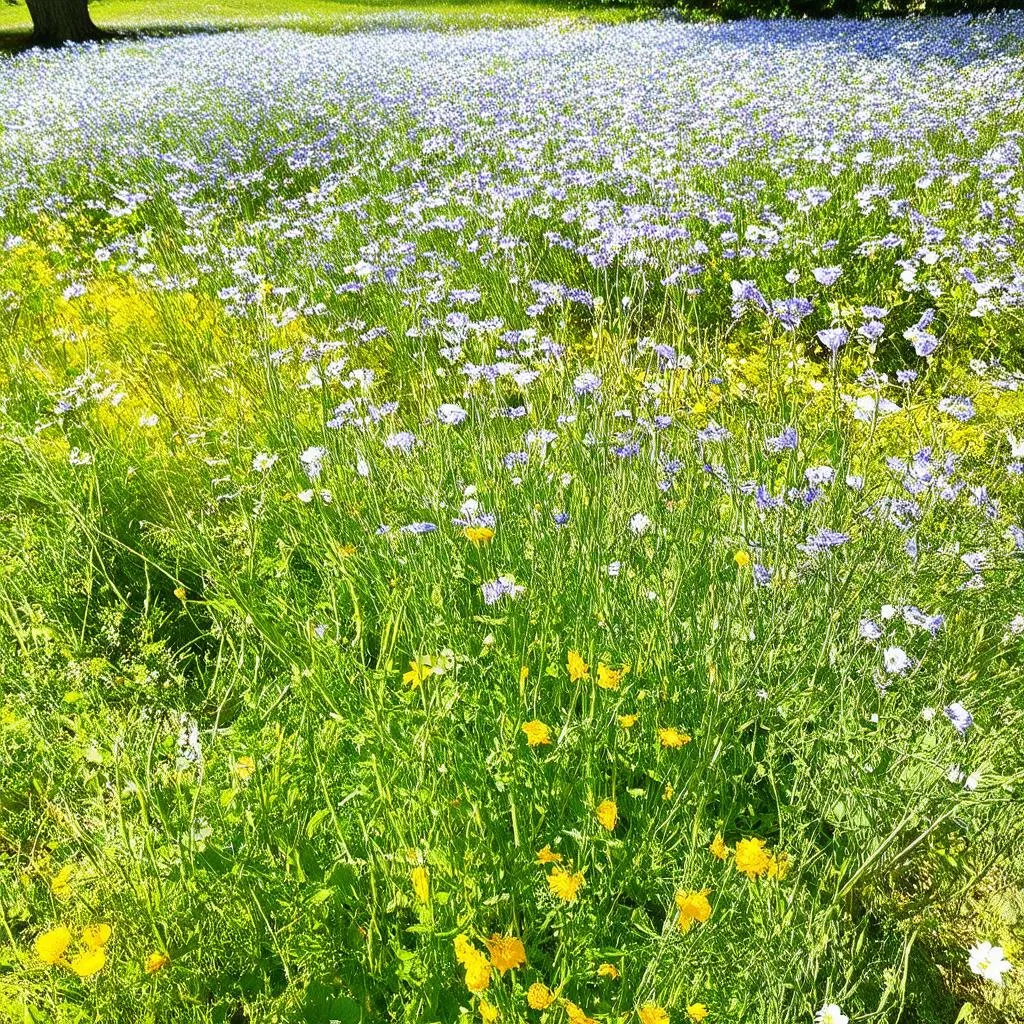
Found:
1,5 -> 1024,1023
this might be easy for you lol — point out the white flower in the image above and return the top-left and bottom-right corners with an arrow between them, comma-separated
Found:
921,707 -> 936,721
1008,432 -> 1024,458
297,489 -> 315,504
139,413 -> 159,428
883,646 -> 913,675
252,452 -> 278,473
968,941 -> 1013,985
815,1004 -> 849,1024
437,403 -> 467,425
629,512 -> 651,535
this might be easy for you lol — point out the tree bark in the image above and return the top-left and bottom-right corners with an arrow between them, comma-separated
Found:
24,0 -> 102,46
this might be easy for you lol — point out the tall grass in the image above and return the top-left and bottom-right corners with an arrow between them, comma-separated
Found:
1,12 -> 1023,1024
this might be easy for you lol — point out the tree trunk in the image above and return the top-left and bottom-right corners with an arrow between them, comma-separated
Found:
24,0 -> 101,46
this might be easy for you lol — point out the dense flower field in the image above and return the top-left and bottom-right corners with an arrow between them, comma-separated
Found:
1,11 -> 1024,1023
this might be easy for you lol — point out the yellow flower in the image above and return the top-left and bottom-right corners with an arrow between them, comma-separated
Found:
145,951 -> 171,974
465,955 -> 491,993
767,852 -> 791,880
687,1005 -> 709,1022
709,834 -> 729,860
597,663 -> 628,690
479,999 -> 500,1023
734,838 -> 771,879
454,934 -> 476,965
69,946 -> 106,978
519,665 -> 530,685
662,784 -> 675,801
733,550 -> 751,568
465,525 -> 495,545
536,845 -> 562,864
597,963 -> 620,979
411,866 -> 430,903
564,1001 -> 599,1024
595,799 -> 618,831
81,924 -> 111,950
522,720 -> 552,747
674,890 -> 712,932
50,865 -> 74,899
618,714 -> 638,729
34,926 -> 71,965
658,727 -> 691,748
485,934 -> 526,973
567,650 -> 589,681
402,657 -> 432,689
173,586 -> 186,601
638,1005 -> 670,1024
547,865 -> 584,902
527,982 -> 556,1009
234,755 -> 255,781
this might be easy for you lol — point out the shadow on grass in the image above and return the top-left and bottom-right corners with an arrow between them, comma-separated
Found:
0,0 -> 667,55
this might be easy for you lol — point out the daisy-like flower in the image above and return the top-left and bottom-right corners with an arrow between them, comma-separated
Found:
658,727 -> 691,748
675,889 -> 712,932
484,934 -> 526,973
734,838 -> 771,879
547,865 -> 584,902
618,714 -> 638,729
709,834 -> 729,860
522,720 -> 552,747
968,941 -> 1013,985
814,1005 -> 848,1024
567,650 -> 589,681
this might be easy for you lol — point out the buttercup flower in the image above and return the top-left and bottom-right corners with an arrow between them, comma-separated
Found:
687,1006 -> 709,1022
34,926 -> 72,966
69,947 -> 106,978
81,924 -> 111,951
145,951 -> 171,973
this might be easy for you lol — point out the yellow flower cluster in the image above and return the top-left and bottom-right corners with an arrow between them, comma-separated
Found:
454,933 -> 525,993
34,923 -> 111,977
